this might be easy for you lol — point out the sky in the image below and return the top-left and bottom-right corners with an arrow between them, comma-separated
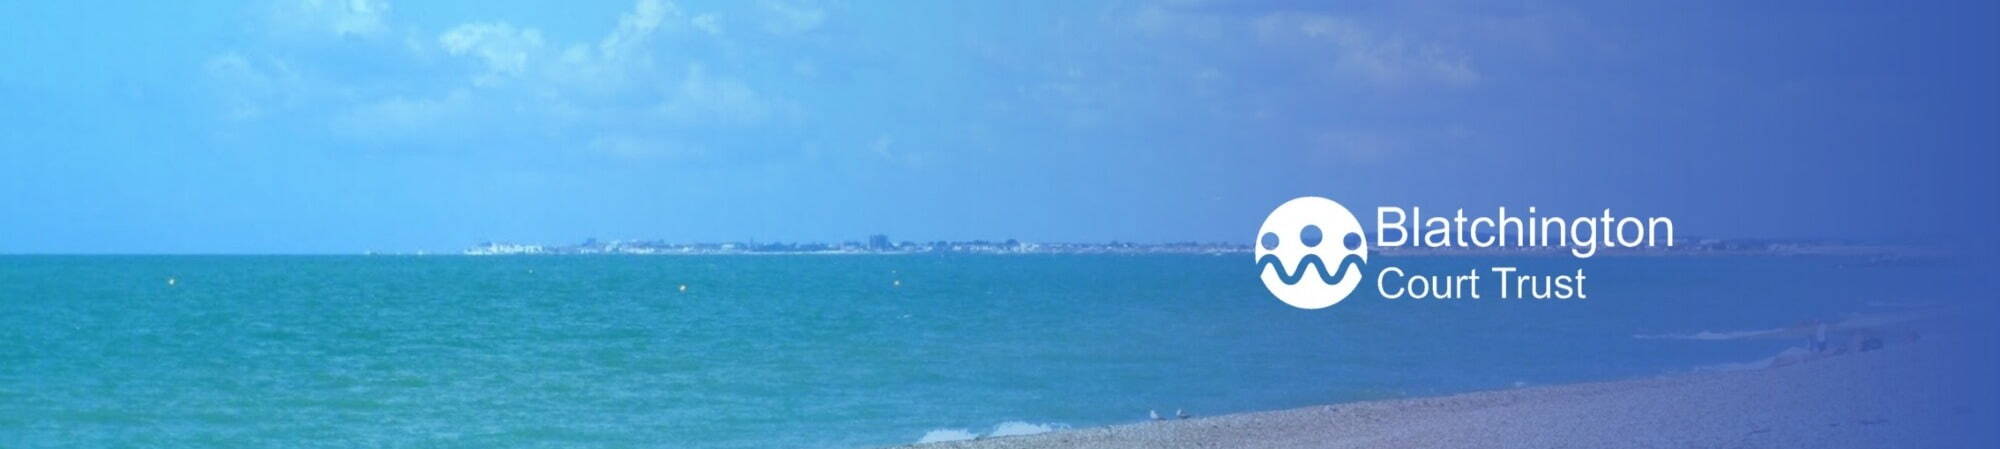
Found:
1,1 -> 1996,253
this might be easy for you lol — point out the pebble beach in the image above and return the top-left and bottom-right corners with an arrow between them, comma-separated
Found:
899,340 -> 1996,449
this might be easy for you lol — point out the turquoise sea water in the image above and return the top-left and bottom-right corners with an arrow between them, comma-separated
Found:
2,254 -> 1995,448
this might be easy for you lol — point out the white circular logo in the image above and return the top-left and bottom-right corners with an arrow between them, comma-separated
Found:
1255,196 -> 1369,309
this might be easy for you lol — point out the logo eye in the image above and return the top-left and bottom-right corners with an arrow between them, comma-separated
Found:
1344,232 -> 1362,250
1299,225 -> 1323,247
1260,232 -> 1280,250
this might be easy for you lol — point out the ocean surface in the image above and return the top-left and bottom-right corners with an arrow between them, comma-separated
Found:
2,254 -> 1995,448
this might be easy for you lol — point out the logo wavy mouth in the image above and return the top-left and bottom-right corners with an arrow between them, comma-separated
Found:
1256,253 -> 1366,286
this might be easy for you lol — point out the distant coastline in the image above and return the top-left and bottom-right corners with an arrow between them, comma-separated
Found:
461,237 -> 1244,256
452,235 -> 1929,258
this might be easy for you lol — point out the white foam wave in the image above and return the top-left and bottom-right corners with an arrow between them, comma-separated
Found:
916,429 -> 978,443
1692,358 -> 1774,372
1632,328 -> 1782,340
989,421 -> 1066,437
914,421 -> 1070,444
1692,346 -> 1813,372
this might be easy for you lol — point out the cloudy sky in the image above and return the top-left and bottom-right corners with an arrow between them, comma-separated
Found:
2,1 -> 1995,253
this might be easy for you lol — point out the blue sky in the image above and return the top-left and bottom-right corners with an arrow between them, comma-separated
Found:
2,1 -> 1996,253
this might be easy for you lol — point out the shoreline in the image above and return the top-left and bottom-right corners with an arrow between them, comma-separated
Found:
895,340 -> 1995,449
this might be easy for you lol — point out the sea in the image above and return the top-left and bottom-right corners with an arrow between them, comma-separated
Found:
2,254 -> 1995,448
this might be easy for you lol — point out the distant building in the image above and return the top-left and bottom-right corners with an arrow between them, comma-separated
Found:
868,234 -> 892,250
464,242 -> 547,255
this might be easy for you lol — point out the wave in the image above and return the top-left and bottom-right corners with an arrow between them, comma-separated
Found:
915,421 -> 1069,444
989,421 -> 1065,437
1632,328 -> 1783,341
1835,309 -> 1942,329
1691,346 -> 1833,372
1691,353 -> 1783,372
1636,307 -> 1952,342
915,429 -> 979,443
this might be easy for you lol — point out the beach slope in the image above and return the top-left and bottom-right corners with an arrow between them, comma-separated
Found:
900,342 -> 1995,449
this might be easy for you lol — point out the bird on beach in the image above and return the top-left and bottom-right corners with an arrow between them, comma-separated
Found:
1176,409 -> 1190,419
1149,410 -> 1161,421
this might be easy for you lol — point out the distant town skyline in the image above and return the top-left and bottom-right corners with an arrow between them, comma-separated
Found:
448,233 -> 1910,259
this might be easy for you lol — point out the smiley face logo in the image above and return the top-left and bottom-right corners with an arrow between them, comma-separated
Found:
1255,196 -> 1369,309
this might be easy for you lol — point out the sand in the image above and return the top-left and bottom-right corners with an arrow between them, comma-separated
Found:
897,341 -> 1996,449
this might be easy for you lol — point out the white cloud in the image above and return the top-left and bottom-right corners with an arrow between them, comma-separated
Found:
861,134 -> 925,167
203,53 -> 303,120
1310,130 -> 1399,163
330,90 -> 477,139
692,14 -> 723,35
324,0 -> 779,139
438,22 -> 547,86
660,64 -> 771,125
599,0 -> 677,60
1308,124 -> 1475,166
214,0 -> 788,151
590,135 -> 705,160
869,135 -> 894,158
272,0 -> 392,38
760,1 -> 825,35
428,0 -> 679,92
1256,13 -> 1479,87
1128,6 -> 1481,88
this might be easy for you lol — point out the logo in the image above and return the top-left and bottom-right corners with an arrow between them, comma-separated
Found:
1255,196 -> 1369,309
